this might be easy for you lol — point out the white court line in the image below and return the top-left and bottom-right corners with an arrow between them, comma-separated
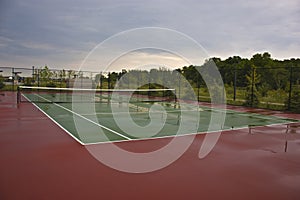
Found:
34,94 -> 132,141
248,122 -> 298,129
198,103 -> 300,121
21,94 -> 85,145
84,125 -> 250,145
80,109 -> 199,116
85,120 -> 300,146
22,94 -> 299,146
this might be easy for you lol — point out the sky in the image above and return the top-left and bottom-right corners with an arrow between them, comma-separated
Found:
0,0 -> 299,71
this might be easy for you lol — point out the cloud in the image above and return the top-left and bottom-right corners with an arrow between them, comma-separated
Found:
0,36 -> 13,48
106,49 -> 190,72
0,0 -> 299,69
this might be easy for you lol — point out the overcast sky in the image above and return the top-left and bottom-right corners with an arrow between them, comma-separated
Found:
0,0 -> 299,71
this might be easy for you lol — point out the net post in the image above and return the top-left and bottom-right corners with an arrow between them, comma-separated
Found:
248,125 -> 253,134
17,86 -> 20,104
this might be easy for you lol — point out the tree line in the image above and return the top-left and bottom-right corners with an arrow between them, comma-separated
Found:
1,52 -> 299,112
101,52 -> 300,111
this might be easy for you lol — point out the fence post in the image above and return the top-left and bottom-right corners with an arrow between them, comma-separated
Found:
148,71 -> 151,98
162,70 -> 165,97
37,69 -> 40,87
60,70 -> 62,88
127,73 -> 129,89
108,73 -> 111,89
251,67 -> 254,107
288,66 -> 293,110
233,67 -> 237,101
178,72 -> 181,100
32,66 -> 35,85
99,72 -> 102,89
12,68 -> 14,91
197,78 -> 200,102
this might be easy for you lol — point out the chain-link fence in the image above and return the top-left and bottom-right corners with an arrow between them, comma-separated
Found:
1,66 -> 300,112
220,66 -> 300,112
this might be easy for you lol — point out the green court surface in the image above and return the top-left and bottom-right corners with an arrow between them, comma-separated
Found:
21,92 -> 299,145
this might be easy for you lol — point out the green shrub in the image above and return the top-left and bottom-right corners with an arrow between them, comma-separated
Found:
0,75 -> 4,89
287,90 -> 300,113
45,81 -> 56,87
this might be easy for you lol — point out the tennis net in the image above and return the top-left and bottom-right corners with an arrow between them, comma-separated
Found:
17,86 -> 177,104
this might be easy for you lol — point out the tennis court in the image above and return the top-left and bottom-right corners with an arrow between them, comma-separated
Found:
18,86 -> 299,144
1,90 -> 300,200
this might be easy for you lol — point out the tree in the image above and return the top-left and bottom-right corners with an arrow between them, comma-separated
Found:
181,65 -> 199,87
67,70 -> 76,79
39,65 -> 55,86
39,66 -> 52,81
244,65 -> 260,107
251,52 -> 272,68
108,72 -> 119,88
58,69 -> 66,80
